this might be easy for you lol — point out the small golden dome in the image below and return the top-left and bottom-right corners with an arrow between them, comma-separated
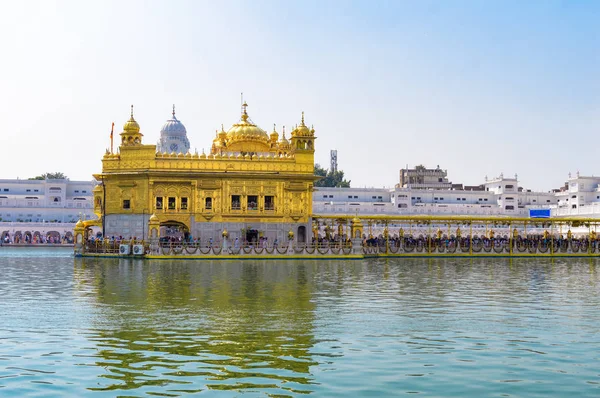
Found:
279,127 -> 290,148
75,219 -> 84,228
295,111 -> 310,136
270,124 -> 279,141
218,124 -> 227,140
123,105 -> 140,133
149,213 -> 159,222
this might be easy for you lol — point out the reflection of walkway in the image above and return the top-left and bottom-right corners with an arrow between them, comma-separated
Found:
73,259 -> 318,395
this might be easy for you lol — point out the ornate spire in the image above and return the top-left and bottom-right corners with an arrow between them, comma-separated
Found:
301,111 -> 305,126
241,101 -> 249,122
218,123 -> 227,139
172,104 -> 176,118
130,104 -> 134,119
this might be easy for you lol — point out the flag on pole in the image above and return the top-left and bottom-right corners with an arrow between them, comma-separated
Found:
110,122 -> 115,154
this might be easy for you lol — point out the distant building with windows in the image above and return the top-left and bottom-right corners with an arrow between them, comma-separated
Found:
553,173 -> 600,217
314,169 -> 559,218
0,178 -> 95,223
397,165 -> 452,190
0,178 -> 96,243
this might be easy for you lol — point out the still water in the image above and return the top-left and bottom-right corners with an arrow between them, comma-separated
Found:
1,248 -> 600,397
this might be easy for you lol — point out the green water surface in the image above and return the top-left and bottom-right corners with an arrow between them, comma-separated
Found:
0,247 -> 599,397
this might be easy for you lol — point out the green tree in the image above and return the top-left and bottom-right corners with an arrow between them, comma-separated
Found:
314,164 -> 351,188
29,172 -> 68,180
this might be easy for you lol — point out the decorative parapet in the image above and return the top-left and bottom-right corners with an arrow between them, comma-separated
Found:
101,150 -> 317,175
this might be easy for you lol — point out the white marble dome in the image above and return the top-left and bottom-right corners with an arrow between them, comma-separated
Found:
157,106 -> 191,154
160,115 -> 187,137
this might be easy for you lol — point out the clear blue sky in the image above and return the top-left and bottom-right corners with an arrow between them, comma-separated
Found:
0,0 -> 598,191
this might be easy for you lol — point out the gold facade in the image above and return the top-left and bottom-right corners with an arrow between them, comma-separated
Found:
93,103 -> 317,236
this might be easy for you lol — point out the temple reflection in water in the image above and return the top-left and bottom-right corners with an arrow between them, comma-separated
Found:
73,257 -> 318,394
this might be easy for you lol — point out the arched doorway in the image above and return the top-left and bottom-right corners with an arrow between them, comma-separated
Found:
64,231 -> 74,244
47,231 -> 61,244
1,231 -> 10,244
159,221 -> 190,243
297,226 -> 306,243
245,228 -> 259,245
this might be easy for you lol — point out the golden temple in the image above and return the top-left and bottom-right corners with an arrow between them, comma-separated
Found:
91,102 -> 317,244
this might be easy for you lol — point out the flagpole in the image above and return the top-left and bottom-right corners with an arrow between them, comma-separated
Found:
110,122 -> 115,154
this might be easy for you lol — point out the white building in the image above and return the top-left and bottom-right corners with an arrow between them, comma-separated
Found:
313,187 -> 395,215
314,172 -> 558,218
0,178 -> 96,243
552,173 -> 600,217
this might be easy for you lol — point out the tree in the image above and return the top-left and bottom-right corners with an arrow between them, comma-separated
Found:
29,172 -> 68,180
314,164 -> 351,188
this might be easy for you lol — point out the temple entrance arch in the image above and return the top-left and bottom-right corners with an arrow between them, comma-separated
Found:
297,226 -> 306,243
159,221 -> 190,243
245,228 -> 259,245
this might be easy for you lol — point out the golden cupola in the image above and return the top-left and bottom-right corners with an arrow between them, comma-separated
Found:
120,105 -> 143,146
292,112 -> 311,137
225,102 -> 270,153
218,124 -> 227,141
211,124 -> 228,154
290,112 -> 315,152
269,124 -> 279,144
279,126 -> 290,150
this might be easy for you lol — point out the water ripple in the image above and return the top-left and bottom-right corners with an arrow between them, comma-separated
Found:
0,255 -> 600,396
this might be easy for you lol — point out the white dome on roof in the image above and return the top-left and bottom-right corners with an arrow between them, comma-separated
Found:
157,105 -> 191,154
160,115 -> 187,136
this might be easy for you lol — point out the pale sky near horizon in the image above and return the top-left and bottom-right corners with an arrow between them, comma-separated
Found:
0,0 -> 598,192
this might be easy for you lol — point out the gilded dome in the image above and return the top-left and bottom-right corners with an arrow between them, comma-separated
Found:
293,112 -> 311,137
270,124 -> 279,142
225,102 -> 270,152
123,105 -> 140,134
218,124 -> 227,140
279,129 -> 290,148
